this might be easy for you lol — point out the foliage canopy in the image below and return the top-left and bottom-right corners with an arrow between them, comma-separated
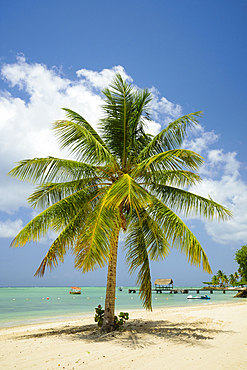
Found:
235,245 -> 247,282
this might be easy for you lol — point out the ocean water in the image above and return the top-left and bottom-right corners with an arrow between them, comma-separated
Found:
0,286 -> 239,328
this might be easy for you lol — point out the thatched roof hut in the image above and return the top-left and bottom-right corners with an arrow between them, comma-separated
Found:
154,279 -> 173,287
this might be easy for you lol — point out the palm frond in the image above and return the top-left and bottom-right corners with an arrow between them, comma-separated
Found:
127,89 -> 152,158
74,189 -> 121,273
138,111 -> 203,160
150,197 -> 212,273
62,108 -> 105,144
150,170 -> 202,188
34,207 -> 88,277
105,174 -> 153,215
100,75 -> 134,165
132,149 -> 204,179
153,185 -> 233,220
100,74 -> 152,167
10,189 -> 95,248
27,180 -> 102,209
8,157 -> 99,184
124,208 -> 170,310
53,120 -> 117,166
125,221 -> 152,310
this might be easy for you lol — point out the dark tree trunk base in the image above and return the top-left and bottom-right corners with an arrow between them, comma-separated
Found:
234,288 -> 247,298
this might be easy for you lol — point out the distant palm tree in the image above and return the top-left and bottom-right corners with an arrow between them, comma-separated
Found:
216,270 -> 225,287
221,274 -> 229,287
8,74 -> 232,332
229,274 -> 236,286
234,271 -> 239,281
211,275 -> 220,287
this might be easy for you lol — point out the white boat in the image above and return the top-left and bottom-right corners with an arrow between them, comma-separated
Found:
187,294 -> 210,299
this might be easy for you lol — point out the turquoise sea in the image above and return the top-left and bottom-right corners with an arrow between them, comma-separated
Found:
0,286 -> 239,328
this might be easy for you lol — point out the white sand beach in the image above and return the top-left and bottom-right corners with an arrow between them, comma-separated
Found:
1,301 -> 247,370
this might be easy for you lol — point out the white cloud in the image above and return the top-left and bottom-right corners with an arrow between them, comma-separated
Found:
183,125 -> 219,154
150,86 -> 182,125
76,65 -> 132,91
187,139 -> 247,244
0,219 -> 23,238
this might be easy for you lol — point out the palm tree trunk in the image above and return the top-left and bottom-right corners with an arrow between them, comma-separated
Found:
101,232 -> 119,332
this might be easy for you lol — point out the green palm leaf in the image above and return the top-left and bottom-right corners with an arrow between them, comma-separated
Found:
150,197 -> 212,273
125,222 -> 152,310
74,191 -> 121,273
138,111 -> 203,160
8,157 -> 99,184
153,185 -> 233,220
27,180 -> 103,209
132,149 -> 204,180
53,119 -> 117,166
10,189 -> 95,248
149,170 -> 202,188
34,207 -> 88,277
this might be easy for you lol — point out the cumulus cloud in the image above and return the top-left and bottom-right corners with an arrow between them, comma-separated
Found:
0,219 -> 23,238
183,125 -> 219,155
186,137 -> 247,244
150,86 -> 182,125
76,65 -> 132,91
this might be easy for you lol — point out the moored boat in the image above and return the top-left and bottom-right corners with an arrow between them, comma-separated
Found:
187,294 -> 210,299
69,287 -> 81,294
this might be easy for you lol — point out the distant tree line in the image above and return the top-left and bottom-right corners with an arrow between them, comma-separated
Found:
203,245 -> 247,287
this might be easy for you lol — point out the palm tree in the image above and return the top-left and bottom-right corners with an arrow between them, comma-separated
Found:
221,274 -> 229,287
211,275 -> 220,287
8,74 -> 232,332
234,271 -> 239,281
216,270 -> 225,287
229,274 -> 236,286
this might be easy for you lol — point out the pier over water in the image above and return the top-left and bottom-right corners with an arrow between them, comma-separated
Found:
128,287 -> 245,294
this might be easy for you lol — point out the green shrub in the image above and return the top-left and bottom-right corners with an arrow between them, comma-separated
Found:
95,305 -> 129,330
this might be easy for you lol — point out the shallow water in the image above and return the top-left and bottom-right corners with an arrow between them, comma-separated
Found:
0,286 -> 239,328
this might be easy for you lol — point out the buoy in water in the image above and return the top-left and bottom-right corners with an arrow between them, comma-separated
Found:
46,297 -> 49,300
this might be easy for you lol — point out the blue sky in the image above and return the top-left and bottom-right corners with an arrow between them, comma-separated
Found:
0,0 -> 247,287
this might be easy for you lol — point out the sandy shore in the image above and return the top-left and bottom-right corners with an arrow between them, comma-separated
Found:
1,301 -> 247,370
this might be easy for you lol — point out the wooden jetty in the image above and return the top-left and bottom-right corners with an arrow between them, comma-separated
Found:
128,287 -> 245,294
128,278 -> 245,294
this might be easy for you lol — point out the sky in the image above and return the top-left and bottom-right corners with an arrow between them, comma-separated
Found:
0,0 -> 247,287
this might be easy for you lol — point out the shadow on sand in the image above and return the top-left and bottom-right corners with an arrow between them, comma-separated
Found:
16,318 -> 231,348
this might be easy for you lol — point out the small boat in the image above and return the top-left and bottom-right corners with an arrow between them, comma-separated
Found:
187,294 -> 210,300
69,287 -> 81,294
